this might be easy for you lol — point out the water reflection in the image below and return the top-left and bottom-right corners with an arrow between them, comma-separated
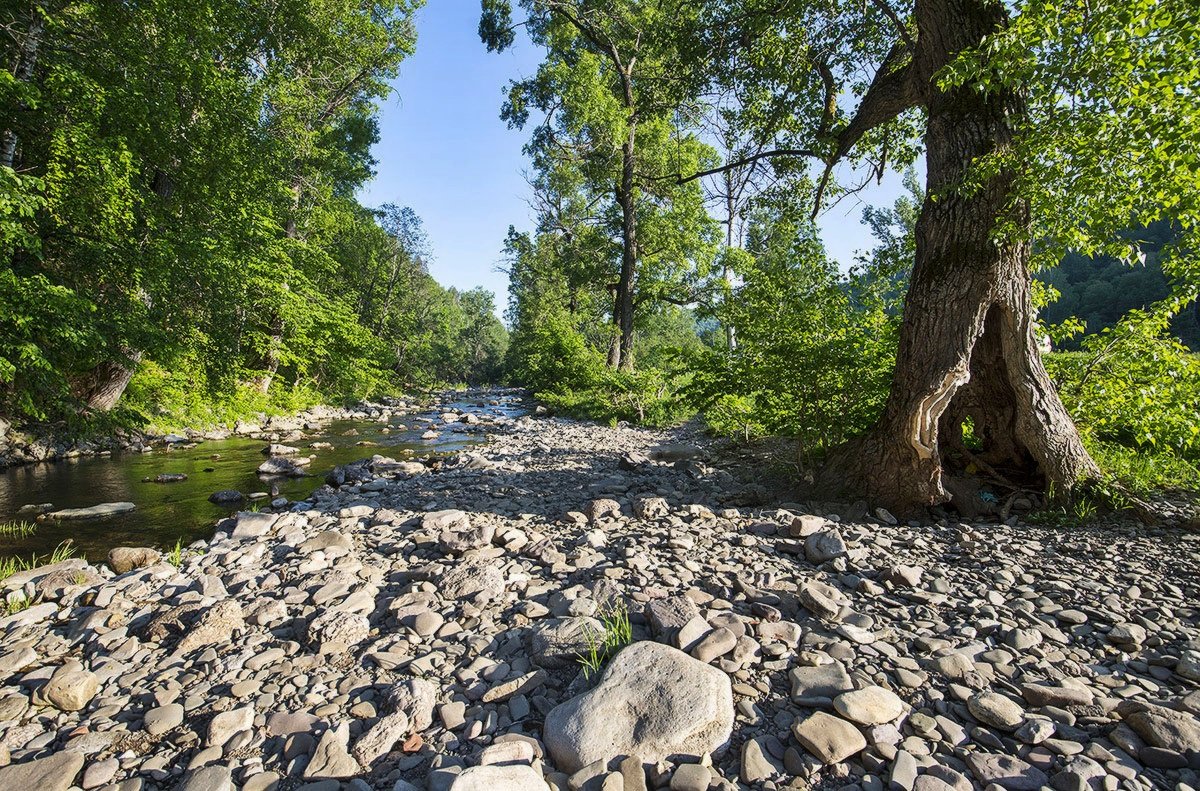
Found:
0,396 -> 525,564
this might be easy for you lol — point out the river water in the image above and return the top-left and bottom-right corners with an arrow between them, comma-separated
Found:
0,392 -> 527,565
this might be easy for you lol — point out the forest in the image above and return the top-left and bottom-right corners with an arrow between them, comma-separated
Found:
0,0 -> 508,431
3,0 -> 1200,514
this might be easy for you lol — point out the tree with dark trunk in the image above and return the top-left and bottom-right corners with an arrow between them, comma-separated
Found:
481,0 -> 718,372
686,0 -> 1196,513
815,0 -> 1098,513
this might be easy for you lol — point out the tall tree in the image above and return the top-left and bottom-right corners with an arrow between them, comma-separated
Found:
480,0 -> 717,369
683,0 -> 1200,513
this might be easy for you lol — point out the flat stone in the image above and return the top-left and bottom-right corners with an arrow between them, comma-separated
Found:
1121,702 -> 1200,752
481,670 -> 547,703
1021,683 -> 1094,708
0,752 -> 84,791
47,502 -> 136,520
691,626 -> 737,663
208,706 -> 254,748
304,724 -> 361,779
834,686 -> 905,725
543,642 -> 733,773
790,662 -> 854,704
669,764 -> 711,791
144,703 -> 184,735
449,765 -> 547,790
964,753 -> 1048,790
791,711 -> 866,764
798,581 -> 843,621
231,511 -> 278,538
968,692 -> 1025,731
440,560 -> 504,601
176,765 -> 234,791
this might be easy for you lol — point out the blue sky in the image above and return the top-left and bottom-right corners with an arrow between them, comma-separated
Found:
359,1 -> 909,312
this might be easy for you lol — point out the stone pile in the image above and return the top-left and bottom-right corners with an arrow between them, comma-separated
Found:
0,401 -> 1197,791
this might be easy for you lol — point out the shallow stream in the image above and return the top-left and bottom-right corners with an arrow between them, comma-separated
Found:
0,392 -> 526,564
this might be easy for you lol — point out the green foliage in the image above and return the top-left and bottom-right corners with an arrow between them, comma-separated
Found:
1048,306 -> 1200,461
575,601 -> 633,681
166,538 -> 185,568
688,213 -> 898,466
0,269 -> 102,419
0,521 -> 37,538
0,0 -> 508,430
1039,222 -> 1199,349
943,0 -> 1200,280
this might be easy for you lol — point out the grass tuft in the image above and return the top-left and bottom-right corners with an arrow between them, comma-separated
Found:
575,601 -> 633,680
0,521 -> 37,538
0,540 -> 79,584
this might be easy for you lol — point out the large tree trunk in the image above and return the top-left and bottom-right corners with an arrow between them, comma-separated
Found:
609,120 -> 638,370
72,351 -> 143,412
820,0 -> 1097,515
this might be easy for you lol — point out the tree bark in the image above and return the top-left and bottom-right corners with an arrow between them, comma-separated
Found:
72,351 -> 143,412
819,0 -> 1098,514
609,118 -> 638,370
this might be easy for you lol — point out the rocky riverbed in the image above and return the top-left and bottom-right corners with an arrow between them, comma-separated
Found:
0,409 -> 1198,791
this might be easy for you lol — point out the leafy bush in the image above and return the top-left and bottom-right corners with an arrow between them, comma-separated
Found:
688,249 -> 898,467
1048,306 -> 1200,461
0,270 -> 103,419
539,365 -> 695,427
1045,301 -> 1200,495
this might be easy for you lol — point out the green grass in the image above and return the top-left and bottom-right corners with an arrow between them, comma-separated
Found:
4,596 -> 32,616
0,540 -> 79,584
166,538 -> 185,568
1028,439 -> 1200,527
0,521 -> 37,538
1086,440 -> 1200,497
575,601 -> 633,680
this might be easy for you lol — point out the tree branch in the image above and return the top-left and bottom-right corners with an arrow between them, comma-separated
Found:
811,44 -> 921,216
869,0 -> 916,53
675,148 -> 821,184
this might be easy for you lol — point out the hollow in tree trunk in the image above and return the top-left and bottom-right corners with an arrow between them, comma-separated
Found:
820,0 -> 1098,515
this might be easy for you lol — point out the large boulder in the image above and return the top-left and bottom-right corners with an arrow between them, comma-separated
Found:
543,641 -> 733,773
108,546 -> 161,574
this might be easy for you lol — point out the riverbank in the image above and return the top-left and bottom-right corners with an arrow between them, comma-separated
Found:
0,396 -> 428,471
0,410 -> 1197,791
0,391 -> 528,563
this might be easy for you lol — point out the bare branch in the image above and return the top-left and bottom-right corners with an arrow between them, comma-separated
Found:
676,148 -> 822,185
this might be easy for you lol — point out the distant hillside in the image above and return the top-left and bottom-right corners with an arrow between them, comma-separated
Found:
1039,220 -> 1200,349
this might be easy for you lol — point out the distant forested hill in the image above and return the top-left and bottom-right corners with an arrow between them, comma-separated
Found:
1039,220 -> 1200,349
